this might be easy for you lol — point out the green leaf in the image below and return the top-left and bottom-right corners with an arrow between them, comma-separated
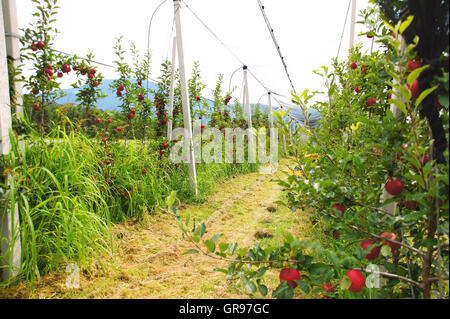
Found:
183,249 -> 199,255
398,85 -> 412,101
416,85 -> 438,106
296,280 -> 311,294
210,234 -> 222,243
381,244 -> 392,257
228,243 -> 237,256
399,16 -> 414,34
438,93 -> 449,107
407,65 -> 428,85
390,99 -> 408,115
258,284 -> 268,296
340,276 -> 352,291
272,281 -> 294,299
308,263 -> 329,276
166,190 -> 177,208
213,268 -> 228,274
204,240 -> 216,253
283,233 -> 295,244
219,242 -> 229,253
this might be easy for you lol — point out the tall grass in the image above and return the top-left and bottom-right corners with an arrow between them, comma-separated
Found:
0,117 -> 259,287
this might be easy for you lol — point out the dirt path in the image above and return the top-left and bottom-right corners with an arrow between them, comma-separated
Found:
1,159 -> 311,299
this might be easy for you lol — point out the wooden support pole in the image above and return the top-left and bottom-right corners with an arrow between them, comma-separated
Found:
349,0 -> 357,51
2,0 -> 22,116
173,0 -> 198,196
1,0 -> 21,281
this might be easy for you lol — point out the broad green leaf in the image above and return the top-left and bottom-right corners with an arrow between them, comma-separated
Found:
296,280 -> 311,294
390,99 -> 408,115
416,85 -> 438,106
407,65 -> 428,85
272,281 -> 294,299
340,276 -> 352,291
210,234 -> 222,243
308,263 -> 329,276
381,244 -> 392,257
258,284 -> 268,296
183,249 -> 199,255
219,242 -> 229,253
399,16 -> 414,34
228,243 -> 237,255
204,240 -> 216,253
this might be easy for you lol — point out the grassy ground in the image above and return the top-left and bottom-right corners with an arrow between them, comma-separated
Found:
0,158 -> 313,299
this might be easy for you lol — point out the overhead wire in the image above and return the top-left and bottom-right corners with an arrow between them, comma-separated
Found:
256,0 -> 297,95
336,0 -> 352,59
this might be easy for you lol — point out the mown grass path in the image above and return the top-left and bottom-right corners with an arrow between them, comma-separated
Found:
1,159 -> 312,299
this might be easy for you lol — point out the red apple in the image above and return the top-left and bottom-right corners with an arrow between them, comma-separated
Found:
142,169 -> 147,175
380,232 -> 400,252
331,203 -> 346,214
94,118 -> 101,124
385,178 -> 403,196
408,60 -> 421,71
408,80 -> 420,99
350,62 -> 358,70
36,41 -> 45,49
355,86 -> 361,93
93,81 -> 99,87
322,283 -> 335,293
361,240 -> 380,260
346,269 -> 365,292
333,230 -> 340,239
366,98 -> 376,106
403,200 -> 419,210
117,127 -> 122,132
279,268 -> 301,288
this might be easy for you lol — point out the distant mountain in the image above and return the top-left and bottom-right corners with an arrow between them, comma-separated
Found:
57,79 -> 321,127
57,79 -> 159,111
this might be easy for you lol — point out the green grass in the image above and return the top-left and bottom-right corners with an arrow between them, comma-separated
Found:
0,119 -> 259,288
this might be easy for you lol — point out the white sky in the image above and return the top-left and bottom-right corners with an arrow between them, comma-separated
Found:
16,0 -> 376,104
